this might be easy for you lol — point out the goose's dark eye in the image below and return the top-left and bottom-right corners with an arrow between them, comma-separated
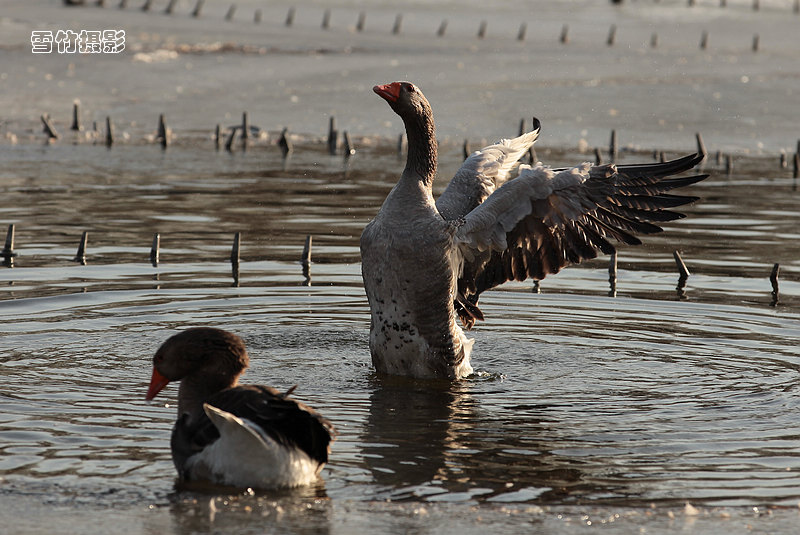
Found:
406,84 -> 416,93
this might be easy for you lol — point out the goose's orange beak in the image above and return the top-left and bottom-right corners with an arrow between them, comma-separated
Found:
373,83 -> 401,103
146,367 -> 170,401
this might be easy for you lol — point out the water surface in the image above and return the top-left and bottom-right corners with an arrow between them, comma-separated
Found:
1,139 -> 799,534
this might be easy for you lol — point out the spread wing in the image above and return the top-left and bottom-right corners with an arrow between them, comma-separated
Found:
436,120 -> 540,221
452,152 -> 708,328
171,385 -> 335,475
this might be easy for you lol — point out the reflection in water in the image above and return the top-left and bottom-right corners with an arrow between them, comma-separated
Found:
361,375 -> 584,503
163,486 -> 332,535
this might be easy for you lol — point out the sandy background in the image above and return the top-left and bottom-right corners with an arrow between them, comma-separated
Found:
1,0 -> 798,155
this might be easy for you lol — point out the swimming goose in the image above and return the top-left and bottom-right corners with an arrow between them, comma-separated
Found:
361,81 -> 707,380
145,327 -> 335,489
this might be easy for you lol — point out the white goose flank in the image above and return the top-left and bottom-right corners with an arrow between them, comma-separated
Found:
361,81 -> 708,380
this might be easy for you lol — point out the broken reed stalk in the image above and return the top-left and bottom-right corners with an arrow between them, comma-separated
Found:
285,7 -> 295,26
150,233 -> 160,267
279,127 -> 292,158
71,101 -> 81,131
328,117 -> 338,156
214,124 -> 221,150
165,0 -> 177,15
517,23 -> 527,41
594,147 -> 603,165
477,21 -> 487,39
157,113 -> 168,148
240,112 -> 249,141
608,251 -> 617,297
609,129 -> 618,163
141,0 -> 152,11
191,0 -> 203,18
2,224 -> 16,265
301,235 -> 312,265
606,24 -> 616,46
770,263 -> 779,306
397,133 -> 405,159
462,139 -> 470,160
41,114 -> 59,139
105,116 -> 113,147
560,24 -> 569,44
225,4 -> 236,21
301,235 -> 312,284
321,9 -> 330,29
224,127 -> 236,152
673,251 -> 690,279
437,20 -> 447,37
356,12 -> 365,32
392,14 -> 402,35
74,231 -> 88,265
343,131 -> 355,158
674,250 -> 690,299
695,132 -> 707,162
231,232 -> 241,286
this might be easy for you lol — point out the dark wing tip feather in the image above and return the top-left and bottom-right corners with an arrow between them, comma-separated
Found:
616,152 -> 704,177
457,151 -> 708,304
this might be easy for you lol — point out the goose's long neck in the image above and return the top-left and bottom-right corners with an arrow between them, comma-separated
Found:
402,109 -> 437,189
177,371 -> 240,421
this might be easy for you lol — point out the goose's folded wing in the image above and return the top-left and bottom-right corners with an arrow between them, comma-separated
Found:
453,152 -> 707,311
436,122 -> 540,221
171,385 -> 335,473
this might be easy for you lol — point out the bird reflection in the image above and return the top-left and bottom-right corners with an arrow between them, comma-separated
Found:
360,374 -> 586,502
162,484 -> 332,535
361,375 -> 470,493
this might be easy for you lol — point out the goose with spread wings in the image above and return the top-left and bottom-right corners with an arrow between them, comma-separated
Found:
360,81 -> 708,380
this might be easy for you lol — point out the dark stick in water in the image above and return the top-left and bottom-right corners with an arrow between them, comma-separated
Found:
191,0 -> 203,18
41,114 -> 59,139
157,113 -> 168,149
608,251 -> 617,298
71,101 -> 81,131
105,116 -> 113,147
231,232 -> 241,287
74,231 -> 88,265
150,233 -> 160,267
770,263 -> 780,306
